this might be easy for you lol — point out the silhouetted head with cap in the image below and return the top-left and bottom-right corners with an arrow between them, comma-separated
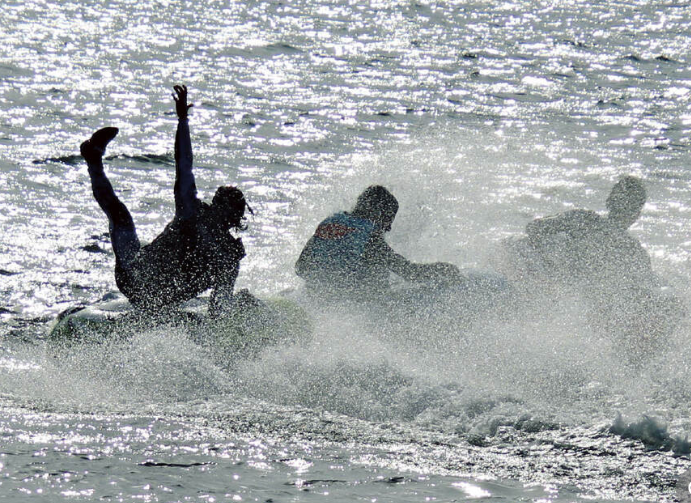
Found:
211,185 -> 249,230
351,185 -> 399,232
605,176 -> 646,230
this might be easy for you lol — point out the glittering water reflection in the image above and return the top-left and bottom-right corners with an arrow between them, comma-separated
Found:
1,0 -> 691,501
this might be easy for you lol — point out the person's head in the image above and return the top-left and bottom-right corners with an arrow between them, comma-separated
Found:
351,185 -> 399,232
211,185 -> 249,230
605,176 -> 646,229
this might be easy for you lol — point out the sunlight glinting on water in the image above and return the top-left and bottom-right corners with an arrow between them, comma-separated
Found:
2,0 -> 691,501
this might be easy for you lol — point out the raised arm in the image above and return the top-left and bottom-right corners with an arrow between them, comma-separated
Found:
173,84 -> 198,220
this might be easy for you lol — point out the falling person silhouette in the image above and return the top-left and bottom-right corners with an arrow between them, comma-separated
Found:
81,85 -> 249,315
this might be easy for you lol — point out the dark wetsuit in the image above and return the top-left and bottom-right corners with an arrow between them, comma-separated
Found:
115,201 -> 245,311
86,118 -> 244,312
296,212 -> 452,299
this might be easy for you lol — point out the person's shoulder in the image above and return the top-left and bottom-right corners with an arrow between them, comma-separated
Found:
340,212 -> 378,233
196,200 -> 211,215
322,211 -> 352,223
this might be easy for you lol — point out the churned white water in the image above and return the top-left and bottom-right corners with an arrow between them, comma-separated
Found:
1,0 -> 691,501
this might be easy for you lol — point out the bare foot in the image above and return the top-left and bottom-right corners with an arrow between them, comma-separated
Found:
80,127 -> 119,161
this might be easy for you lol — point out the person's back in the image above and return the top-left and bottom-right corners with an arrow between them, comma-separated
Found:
295,211 -> 379,293
296,185 -> 461,300
526,210 -> 653,289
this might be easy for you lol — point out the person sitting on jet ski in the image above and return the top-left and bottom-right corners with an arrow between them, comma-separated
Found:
525,175 -> 654,288
80,85 -> 249,315
295,185 -> 462,300
518,176 -> 684,360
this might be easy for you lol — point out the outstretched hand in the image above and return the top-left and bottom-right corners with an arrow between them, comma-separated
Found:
173,85 -> 194,119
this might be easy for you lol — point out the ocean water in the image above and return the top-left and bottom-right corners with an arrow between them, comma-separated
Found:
2,0 -> 691,501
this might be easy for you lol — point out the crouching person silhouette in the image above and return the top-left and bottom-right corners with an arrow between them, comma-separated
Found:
296,185 -> 462,301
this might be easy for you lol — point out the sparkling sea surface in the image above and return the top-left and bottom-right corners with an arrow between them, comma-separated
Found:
2,0 -> 691,501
